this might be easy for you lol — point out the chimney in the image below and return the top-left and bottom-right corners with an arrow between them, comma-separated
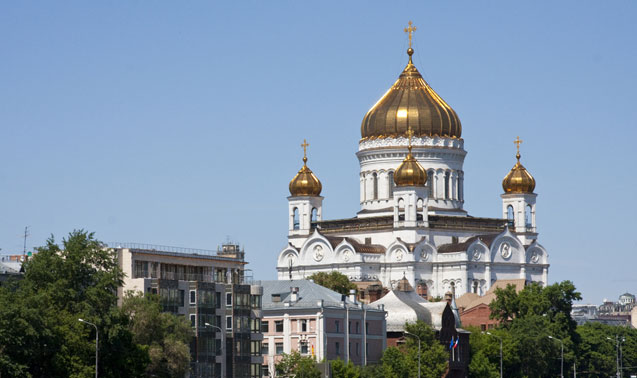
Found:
290,287 -> 299,303
349,289 -> 357,303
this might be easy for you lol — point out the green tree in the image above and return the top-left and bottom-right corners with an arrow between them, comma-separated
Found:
378,321 -> 448,378
306,271 -> 357,295
0,230 -> 148,378
331,358 -> 360,378
276,351 -> 321,378
120,292 -> 192,378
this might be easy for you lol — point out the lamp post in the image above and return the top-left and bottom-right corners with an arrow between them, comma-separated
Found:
404,331 -> 421,378
607,336 -> 620,378
484,332 -> 503,378
205,322 -> 225,378
548,335 -> 564,378
78,319 -> 98,378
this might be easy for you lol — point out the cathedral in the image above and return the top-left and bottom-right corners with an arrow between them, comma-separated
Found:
276,29 -> 549,299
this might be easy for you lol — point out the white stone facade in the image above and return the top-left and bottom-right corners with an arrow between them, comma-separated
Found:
277,133 -> 549,298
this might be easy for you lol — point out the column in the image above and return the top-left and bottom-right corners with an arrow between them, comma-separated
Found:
283,313 -> 291,354
485,264 -> 492,291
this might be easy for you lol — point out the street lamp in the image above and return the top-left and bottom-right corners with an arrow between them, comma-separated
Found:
78,319 -> 98,378
607,336 -> 622,378
205,322 -> 225,378
404,331 -> 421,378
547,335 -> 564,378
484,332 -> 503,378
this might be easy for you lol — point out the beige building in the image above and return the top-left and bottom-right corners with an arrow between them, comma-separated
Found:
113,242 -> 263,378
260,280 -> 386,375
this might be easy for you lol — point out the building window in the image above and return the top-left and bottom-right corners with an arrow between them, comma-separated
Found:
372,172 -> 378,200
275,320 -> 283,333
311,208 -> 318,223
216,292 -> 221,308
261,320 -> 269,333
427,170 -> 434,197
335,320 -> 340,333
262,365 -> 270,376
335,342 -> 340,356
262,342 -> 269,355
507,205 -> 514,227
348,320 -> 352,333
179,290 -> 185,307
293,207 -> 299,230
356,342 -> 360,356
226,293 -> 232,307
189,290 -> 196,305
388,171 -> 394,197
445,171 -> 450,199
300,319 -> 307,332
226,316 -> 232,331
251,318 -> 261,333
525,204 -> 532,228
300,344 -> 309,354
275,342 -> 284,355
365,322 -> 369,334
190,314 -> 196,328
355,322 -> 359,334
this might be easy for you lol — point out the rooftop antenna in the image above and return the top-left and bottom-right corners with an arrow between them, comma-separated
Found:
23,226 -> 30,255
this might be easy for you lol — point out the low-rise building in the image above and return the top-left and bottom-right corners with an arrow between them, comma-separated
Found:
260,280 -> 386,375
112,242 -> 263,378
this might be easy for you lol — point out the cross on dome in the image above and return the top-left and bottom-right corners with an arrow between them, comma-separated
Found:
404,21 -> 417,49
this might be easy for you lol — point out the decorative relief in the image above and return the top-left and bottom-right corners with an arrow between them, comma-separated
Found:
420,249 -> 429,261
530,250 -> 540,263
312,245 -> 324,262
395,250 -> 404,261
359,136 -> 464,151
500,242 -> 512,259
342,249 -> 353,262
471,248 -> 482,261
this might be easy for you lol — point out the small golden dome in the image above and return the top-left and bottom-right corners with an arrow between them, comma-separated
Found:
289,140 -> 322,197
394,130 -> 427,187
502,151 -> 536,194
361,47 -> 461,140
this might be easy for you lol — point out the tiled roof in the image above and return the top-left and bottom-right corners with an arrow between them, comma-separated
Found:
437,234 -> 498,253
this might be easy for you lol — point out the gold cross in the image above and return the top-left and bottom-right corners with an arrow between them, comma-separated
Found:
404,21 -> 417,49
301,139 -> 309,159
514,136 -> 523,154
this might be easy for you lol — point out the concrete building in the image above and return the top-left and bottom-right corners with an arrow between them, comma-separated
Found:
260,280 -> 386,375
112,242 -> 263,378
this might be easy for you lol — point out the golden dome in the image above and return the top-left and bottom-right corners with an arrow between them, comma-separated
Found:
361,47 -> 462,140
502,140 -> 536,194
289,140 -> 322,197
394,130 -> 427,187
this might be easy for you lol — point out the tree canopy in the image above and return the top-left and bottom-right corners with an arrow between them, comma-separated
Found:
120,292 -> 192,378
0,230 -> 148,377
306,271 -> 357,296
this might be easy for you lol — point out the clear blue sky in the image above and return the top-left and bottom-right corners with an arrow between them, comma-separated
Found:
1,1 -> 636,304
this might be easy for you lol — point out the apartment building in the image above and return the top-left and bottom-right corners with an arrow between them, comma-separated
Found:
260,280 -> 386,375
112,242 -> 263,378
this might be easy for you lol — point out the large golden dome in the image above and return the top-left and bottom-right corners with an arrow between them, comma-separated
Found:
394,131 -> 427,187
361,48 -> 462,140
289,141 -> 322,197
502,152 -> 535,194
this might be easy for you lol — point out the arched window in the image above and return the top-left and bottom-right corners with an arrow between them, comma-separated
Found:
525,205 -> 532,228
473,281 -> 479,294
293,207 -> 299,230
311,207 -> 318,223
398,198 -> 405,221
507,205 -> 514,227
372,172 -> 378,200
444,172 -> 450,199
416,198 -> 424,221
458,171 -> 464,201
388,171 -> 394,197
427,170 -> 434,197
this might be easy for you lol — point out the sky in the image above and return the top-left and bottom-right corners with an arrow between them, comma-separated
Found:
1,1 -> 636,304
